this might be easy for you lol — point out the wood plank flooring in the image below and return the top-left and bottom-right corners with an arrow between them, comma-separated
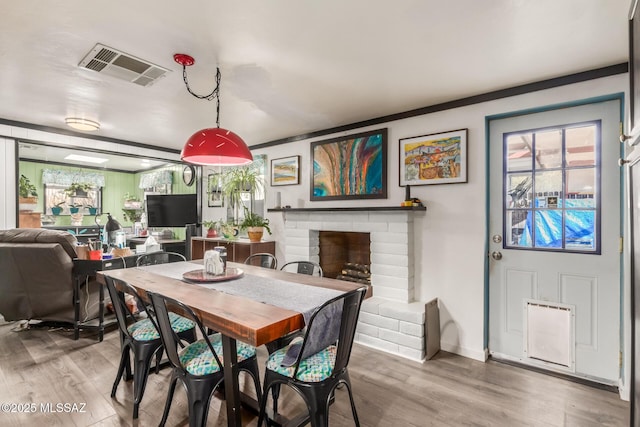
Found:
0,321 -> 629,426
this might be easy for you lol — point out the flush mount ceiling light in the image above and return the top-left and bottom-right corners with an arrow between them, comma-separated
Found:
64,154 -> 109,164
174,53 -> 253,166
65,117 -> 100,131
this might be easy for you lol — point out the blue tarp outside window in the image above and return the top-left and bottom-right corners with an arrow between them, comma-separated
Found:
517,199 -> 596,250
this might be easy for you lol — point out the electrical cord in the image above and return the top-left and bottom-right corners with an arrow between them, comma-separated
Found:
181,65 -> 222,128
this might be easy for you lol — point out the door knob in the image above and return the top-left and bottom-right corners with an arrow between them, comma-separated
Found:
491,251 -> 503,261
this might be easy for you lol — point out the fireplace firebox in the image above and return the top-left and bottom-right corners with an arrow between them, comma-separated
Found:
318,231 -> 370,280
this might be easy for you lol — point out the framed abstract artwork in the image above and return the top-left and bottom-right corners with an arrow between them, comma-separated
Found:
399,128 -> 467,186
271,155 -> 300,186
311,128 -> 387,201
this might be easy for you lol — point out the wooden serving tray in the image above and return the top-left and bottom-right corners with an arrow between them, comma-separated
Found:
182,267 -> 244,283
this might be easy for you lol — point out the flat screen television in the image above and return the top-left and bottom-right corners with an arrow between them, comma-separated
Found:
146,194 -> 198,228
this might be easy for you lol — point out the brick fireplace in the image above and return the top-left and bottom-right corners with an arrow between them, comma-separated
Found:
280,207 -> 428,361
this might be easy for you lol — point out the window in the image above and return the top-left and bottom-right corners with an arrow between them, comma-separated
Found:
44,184 -> 103,216
504,121 -> 600,253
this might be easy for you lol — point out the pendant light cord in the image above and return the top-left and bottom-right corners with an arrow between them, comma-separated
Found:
181,66 -> 221,128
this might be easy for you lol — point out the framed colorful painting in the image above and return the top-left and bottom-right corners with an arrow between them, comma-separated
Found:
311,128 -> 387,201
271,155 -> 300,186
399,128 -> 468,186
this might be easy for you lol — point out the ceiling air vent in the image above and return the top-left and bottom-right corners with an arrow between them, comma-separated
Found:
78,43 -> 170,87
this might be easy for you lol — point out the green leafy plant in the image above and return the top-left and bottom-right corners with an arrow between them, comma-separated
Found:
64,182 -> 93,197
202,220 -> 219,230
239,207 -> 272,234
19,174 -> 38,198
122,209 -> 143,223
221,165 -> 264,222
54,200 -> 66,207
123,192 -> 140,201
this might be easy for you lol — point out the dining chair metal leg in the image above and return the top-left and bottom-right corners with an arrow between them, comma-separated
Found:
111,346 -> 130,397
271,383 -> 281,419
246,358 -> 263,403
117,330 -> 134,382
303,384 -> 331,427
257,375 -> 274,427
159,373 -> 179,427
185,377 -> 220,427
155,347 -> 162,374
342,377 -> 360,427
132,342 -> 164,419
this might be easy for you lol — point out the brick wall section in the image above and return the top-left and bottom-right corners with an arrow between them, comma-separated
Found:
283,210 -> 427,361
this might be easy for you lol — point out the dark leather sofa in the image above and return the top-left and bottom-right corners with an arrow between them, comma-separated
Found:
0,228 -> 100,323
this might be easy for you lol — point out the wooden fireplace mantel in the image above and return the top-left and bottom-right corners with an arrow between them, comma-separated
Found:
267,206 -> 426,213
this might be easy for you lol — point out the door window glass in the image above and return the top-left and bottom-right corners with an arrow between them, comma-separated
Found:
504,122 -> 600,253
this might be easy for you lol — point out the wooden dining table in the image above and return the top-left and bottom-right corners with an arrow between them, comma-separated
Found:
96,261 -> 369,427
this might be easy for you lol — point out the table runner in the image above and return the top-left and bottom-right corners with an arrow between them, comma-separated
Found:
137,262 -> 343,364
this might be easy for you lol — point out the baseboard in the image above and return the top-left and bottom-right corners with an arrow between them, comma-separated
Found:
440,341 -> 487,362
490,353 -> 619,393
354,340 -> 426,364
618,377 -> 630,401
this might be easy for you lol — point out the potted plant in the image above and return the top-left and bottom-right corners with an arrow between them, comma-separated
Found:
122,208 -> 143,223
122,193 -> 143,223
68,203 -> 82,214
51,201 -> 65,215
123,192 -> 143,209
202,220 -> 220,238
85,204 -> 98,215
64,182 -> 93,197
239,208 -> 272,242
221,165 -> 264,223
18,174 -> 38,211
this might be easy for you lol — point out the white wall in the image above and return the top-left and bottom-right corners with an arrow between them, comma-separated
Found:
1,138 -> 16,229
251,73 -> 628,362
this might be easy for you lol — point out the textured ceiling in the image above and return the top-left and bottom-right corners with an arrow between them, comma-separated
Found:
0,0 -> 630,152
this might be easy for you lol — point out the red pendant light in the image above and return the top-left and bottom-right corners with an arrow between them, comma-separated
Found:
181,127 -> 253,166
175,54 -> 253,166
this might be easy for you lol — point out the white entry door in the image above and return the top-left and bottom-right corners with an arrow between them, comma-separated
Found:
488,98 -> 621,383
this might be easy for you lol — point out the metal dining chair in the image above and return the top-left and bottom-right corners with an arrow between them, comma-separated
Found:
280,260 -> 323,277
136,251 -> 186,267
104,276 -> 196,419
257,286 -> 367,427
148,291 -> 262,427
244,252 -> 277,269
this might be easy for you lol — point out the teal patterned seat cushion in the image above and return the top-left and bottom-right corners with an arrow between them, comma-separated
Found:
179,334 -> 257,376
266,345 -> 337,382
128,312 -> 194,341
